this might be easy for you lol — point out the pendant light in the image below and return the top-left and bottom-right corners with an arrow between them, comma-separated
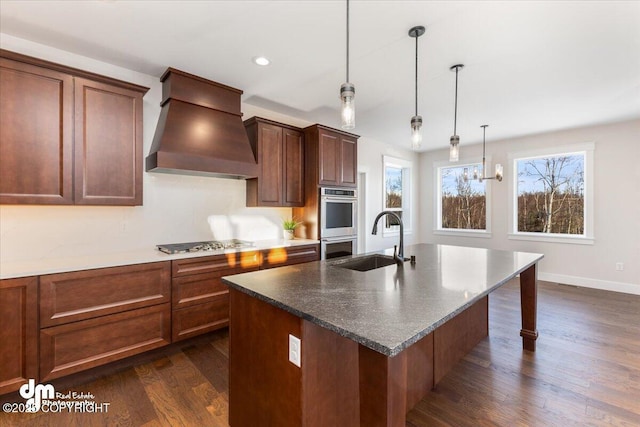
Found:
463,125 -> 503,183
449,64 -> 464,162
340,0 -> 355,129
409,26 -> 425,150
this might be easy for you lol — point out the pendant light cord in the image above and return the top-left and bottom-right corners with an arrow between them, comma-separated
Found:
346,0 -> 350,82
453,67 -> 458,134
482,125 -> 486,160
415,31 -> 418,116
482,125 -> 488,177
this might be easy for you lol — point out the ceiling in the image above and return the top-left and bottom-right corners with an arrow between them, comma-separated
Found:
1,1 -> 639,151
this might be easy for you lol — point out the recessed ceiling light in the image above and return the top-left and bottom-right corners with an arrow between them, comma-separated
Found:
253,56 -> 270,66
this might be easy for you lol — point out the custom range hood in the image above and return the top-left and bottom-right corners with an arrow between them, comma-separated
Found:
145,68 -> 258,179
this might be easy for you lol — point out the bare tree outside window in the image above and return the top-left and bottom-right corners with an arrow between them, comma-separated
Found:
385,166 -> 403,228
516,154 -> 584,235
440,165 -> 486,230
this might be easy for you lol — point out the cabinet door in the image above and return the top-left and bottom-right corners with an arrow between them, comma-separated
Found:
0,277 -> 38,394
318,129 -> 340,187
339,135 -> 358,187
74,78 -> 143,205
0,58 -> 73,204
257,123 -> 283,205
283,127 -> 304,206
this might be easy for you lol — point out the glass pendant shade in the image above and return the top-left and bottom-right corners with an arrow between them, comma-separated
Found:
411,115 -> 423,149
340,82 -> 355,129
495,164 -> 504,181
449,135 -> 460,162
473,165 -> 479,179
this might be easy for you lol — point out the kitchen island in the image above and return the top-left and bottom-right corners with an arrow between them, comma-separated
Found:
222,243 -> 543,427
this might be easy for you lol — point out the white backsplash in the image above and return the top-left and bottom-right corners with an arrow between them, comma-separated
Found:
0,173 -> 290,262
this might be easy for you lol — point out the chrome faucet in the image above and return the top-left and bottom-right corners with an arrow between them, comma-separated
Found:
371,211 -> 404,265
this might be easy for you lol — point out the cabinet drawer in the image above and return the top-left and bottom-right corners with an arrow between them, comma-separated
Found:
40,262 -> 170,327
40,303 -> 171,381
173,271 -> 229,309
172,295 -> 229,342
172,251 -> 260,277
173,265 -> 258,309
261,244 -> 320,269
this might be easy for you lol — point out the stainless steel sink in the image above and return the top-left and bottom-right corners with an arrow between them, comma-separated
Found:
334,254 -> 400,272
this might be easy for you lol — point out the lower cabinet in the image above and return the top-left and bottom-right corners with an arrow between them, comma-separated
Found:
171,251 -> 261,342
261,244 -> 320,269
1,245 -> 321,392
0,277 -> 38,395
40,304 -> 171,381
38,262 -> 171,381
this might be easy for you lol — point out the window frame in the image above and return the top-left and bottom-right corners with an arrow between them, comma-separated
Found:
382,155 -> 412,236
508,142 -> 595,245
434,158 -> 492,238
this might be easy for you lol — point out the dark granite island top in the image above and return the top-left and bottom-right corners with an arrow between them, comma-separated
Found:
222,243 -> 543,357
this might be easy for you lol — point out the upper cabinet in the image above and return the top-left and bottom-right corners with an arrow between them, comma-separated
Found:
305,124 -> 358,188
74,78 -> 144,205
0,50 -> 148,206
245,117 -> 304,207
0,56 -> 74,204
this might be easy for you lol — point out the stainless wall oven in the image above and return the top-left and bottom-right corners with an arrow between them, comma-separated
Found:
320,187 -> 357,260
320,187 -> 357,239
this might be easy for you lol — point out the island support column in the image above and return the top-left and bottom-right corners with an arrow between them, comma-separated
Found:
519,264 -> 539,351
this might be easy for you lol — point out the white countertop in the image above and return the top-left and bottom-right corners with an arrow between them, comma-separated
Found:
0,239 -> 319,280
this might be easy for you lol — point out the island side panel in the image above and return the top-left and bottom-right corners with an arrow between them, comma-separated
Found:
519,264 -> 539,351
229,289 -> 302,427
433,296 -> 489,385
404,333 -> 434,412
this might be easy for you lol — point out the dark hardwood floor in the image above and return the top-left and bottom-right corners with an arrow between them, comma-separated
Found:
1,280 -> 639,426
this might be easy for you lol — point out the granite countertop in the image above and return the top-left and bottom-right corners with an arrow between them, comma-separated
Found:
0,238 -> 319,279
222,243 -> 544,357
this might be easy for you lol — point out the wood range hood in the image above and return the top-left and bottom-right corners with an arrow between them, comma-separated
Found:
145,68 -> 258,179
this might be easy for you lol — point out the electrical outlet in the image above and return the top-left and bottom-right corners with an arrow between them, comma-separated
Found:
616,262 -> 624,271
289,334 -> 301,367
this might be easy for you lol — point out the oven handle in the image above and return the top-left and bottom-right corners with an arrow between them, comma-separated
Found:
321,236 -> 357,242
321,196 -> 357,202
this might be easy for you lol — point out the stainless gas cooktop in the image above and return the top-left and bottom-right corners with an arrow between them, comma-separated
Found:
157,239 -> 254,254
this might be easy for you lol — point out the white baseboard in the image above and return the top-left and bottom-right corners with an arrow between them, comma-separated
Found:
538,272 -> 640,296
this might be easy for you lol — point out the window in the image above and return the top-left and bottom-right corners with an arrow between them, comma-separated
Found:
383,156 -> 411,234
509,143 -> 594,244
435,161 -> 490,236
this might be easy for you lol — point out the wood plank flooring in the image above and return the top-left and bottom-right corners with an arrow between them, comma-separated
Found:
1,280 -> 639,426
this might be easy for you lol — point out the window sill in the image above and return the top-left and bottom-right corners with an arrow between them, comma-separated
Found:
508,233 -> 594,245
433,230 -> 492,239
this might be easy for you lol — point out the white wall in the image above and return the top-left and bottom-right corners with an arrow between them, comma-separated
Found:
0,34 -> 407,263
419,119 -> 640,295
